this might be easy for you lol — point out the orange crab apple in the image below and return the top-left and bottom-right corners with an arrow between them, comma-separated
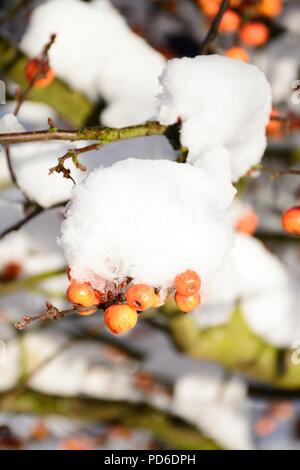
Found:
225,47 -> 250,62
104,304 -> 138,334
235,211 -> 259,235
175,293 -> 201,313
66,280 -> 102,307
240,22 -> 269,47
25,58 -> 55,88
174,269 -> 201,296
282,206 -> 300,235
258,0 -> 282,18
126,284 -> 156,311
219,10 -> 241,33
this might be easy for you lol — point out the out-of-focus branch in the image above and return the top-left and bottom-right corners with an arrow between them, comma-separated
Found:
0,268 -> 65,296
0,390 -> 221,450
0,200 -> 67,240
164,303 -> 300,390
200,0 -> 229,54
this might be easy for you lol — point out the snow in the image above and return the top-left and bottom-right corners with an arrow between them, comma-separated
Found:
156,55 -> 272,202
193,233 -> 300,347
20,0 -> 165,126
173,372 -> 253,450
60,158 -> 233,292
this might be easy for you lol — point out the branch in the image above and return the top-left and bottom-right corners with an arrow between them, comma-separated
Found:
0,268 -> 65,296
0,390 -> 220,450
200,0 -> 229,54
15,302 -> 98,330
0,121 -> 169,145
0,200 -> 67,240
165,303 -> 300,390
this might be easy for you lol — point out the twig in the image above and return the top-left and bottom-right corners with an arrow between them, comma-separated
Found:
0,200 -> 67,240
260,166 -> 300,178
3,34 -> 57,201
13,34 -> 57,116
49,143 -> 101,183
200,0 -> 229,54
15,302 -> 98,330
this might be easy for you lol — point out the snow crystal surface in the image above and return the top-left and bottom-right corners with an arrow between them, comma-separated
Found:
60,159 -> 233,291
21,0 -> 165,126
156,55 -> 272,201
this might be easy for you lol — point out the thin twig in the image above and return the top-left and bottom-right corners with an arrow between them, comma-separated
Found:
260,166 -> 300,178
49,143 -> 101,183
0,200 -> 67,240
15,302 -> 98,330
200,0 -> 229,54
3,34 -> 57,201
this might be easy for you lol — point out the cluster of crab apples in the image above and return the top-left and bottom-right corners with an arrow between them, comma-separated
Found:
66,269 -> 201,335
197,0 -> 283,63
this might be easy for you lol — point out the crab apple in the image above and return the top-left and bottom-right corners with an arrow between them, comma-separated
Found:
66,280 -> 102,307
174,269 -> 201,296
267,108 -> 284,139
76,307 -> 98,317
235,211 -> 259,235
175,293 -> 201,313
2,261 -> 22,281
225,47 -> 250,62
126,284 -> 156,311
240,22 -> 269,47
152,290 -> 169,308
219,10 -> 241,33
25,58 -> 55,88
258,0 -> 282,18
197,0 -> 219,16
282,206 -> 300,235
104,304 -> 138,335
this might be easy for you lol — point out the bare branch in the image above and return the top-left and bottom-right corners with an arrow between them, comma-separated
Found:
200,0 -> 229,54
15,302 -> 98,330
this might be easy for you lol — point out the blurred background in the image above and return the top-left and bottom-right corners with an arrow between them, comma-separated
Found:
0,0 -> 300,450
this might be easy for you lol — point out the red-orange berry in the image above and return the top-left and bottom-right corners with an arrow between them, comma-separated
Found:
2,261 -> 22,281
219,10 -> 241,33
66,280 -> 102,307
282,206 -> 300,235
240,22 -> 270,47
104,304 -> 138,334
25,58 -> 55,88
126,284 -> 156,311
258,0 -> 282,18
235,211 -> 259,235
174,293 -> 201,313
225,47 -> 250,62
174,270 -> 201,296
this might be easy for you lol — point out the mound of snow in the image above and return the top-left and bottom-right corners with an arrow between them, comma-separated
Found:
156,55 -> 272,203
60,158 -> 233,292
21,0 -> 165,126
